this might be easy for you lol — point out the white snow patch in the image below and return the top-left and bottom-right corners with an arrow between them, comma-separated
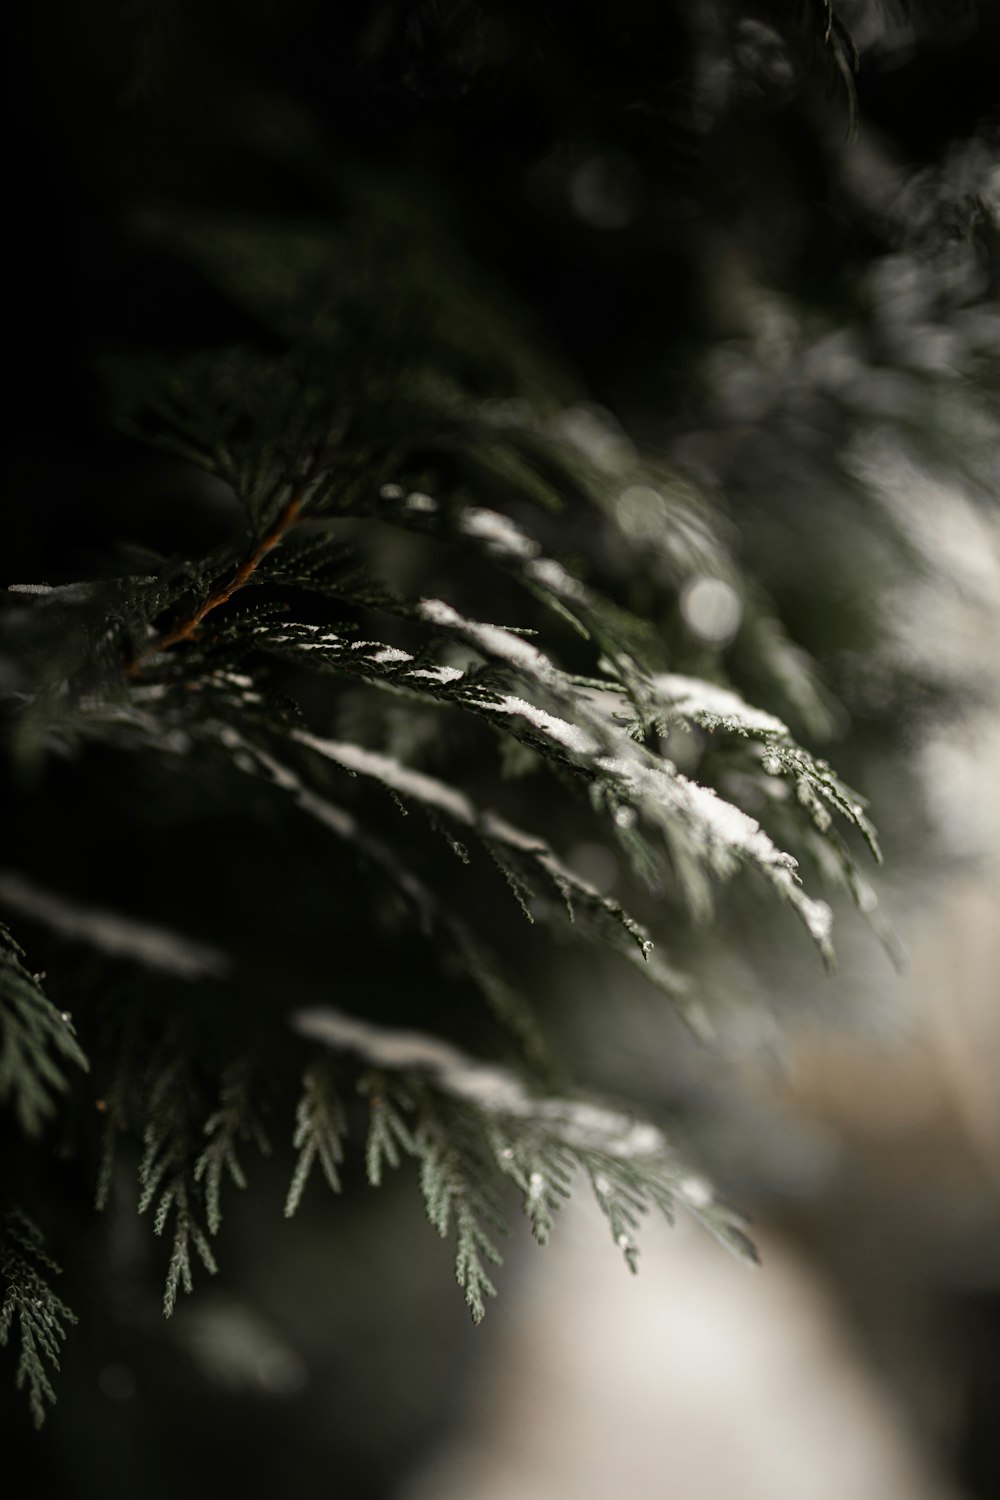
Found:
366,645 -> 413,665
798,896 -> 834,947
677,776 -> 790,865
7,581 -> 104,603
490,695 -> 599,755
594,752 -> 796,870
292,731 -> 477,824
294,1006 -> 669,1159
262,624 -> 343,652
407,665 -> 465,685
417,598 -> 556,679
524,557 -> 584,598
655,674 -> 788,736
286,729 -> 640,936
460,507 -> 539,559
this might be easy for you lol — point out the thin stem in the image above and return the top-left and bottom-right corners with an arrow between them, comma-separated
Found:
127,488 -> 305,675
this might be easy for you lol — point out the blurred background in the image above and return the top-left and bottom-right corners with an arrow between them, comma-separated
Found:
4,1 -> 1000,1496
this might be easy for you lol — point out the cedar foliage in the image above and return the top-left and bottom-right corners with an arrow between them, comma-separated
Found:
1,0 -> 997,1460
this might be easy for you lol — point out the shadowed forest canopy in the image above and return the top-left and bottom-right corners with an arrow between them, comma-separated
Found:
2,2 -> 999,1495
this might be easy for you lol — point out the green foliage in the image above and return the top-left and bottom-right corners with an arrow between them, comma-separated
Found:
195,1060 -> 272,1235
362,1074 -> 417,1189
137,1058 -> 219,1317
0,1207 -> 77,1428
413,1101 -> 506,1324
285,1061 -> 347,1217
0,924 -> 88,1139
289,1009 -> 758,1319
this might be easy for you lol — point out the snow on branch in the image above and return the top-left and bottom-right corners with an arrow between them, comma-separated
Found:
0,871 -> 229,980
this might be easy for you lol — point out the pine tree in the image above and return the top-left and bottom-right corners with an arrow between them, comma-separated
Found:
2,0 -> 998,1487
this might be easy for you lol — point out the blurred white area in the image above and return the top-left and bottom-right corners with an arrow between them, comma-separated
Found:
404,1206 -> 958,1500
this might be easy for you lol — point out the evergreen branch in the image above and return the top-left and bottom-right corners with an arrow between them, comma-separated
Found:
199,697 -> 824,1020
650,676 -> 882,862
366,447 -> 831,734
119,599 -> 868,962
109,458 -> 868,972
0,923 -> 89,1139
488,1127 -> 575,1247
283,725 -> 835,961
0,1206 -> 77,1427
284,1061 -> 347,1216
137,1060 -> 218,1316
116,574 -> 857,981
411,1102 -> 505,1324
194,1060 -> 271,1235
360,1074 -> 416,1187
157,1180 -> 219,1319
0,870 -> 228,981
581,1153 -> 650,1272
210,715 -> 663,986
244,584 -> 859,957
208,729 -> 553,1061
294,1006 -> 756,1279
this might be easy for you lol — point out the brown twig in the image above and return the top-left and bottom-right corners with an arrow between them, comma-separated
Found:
127,487 -> 305,676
